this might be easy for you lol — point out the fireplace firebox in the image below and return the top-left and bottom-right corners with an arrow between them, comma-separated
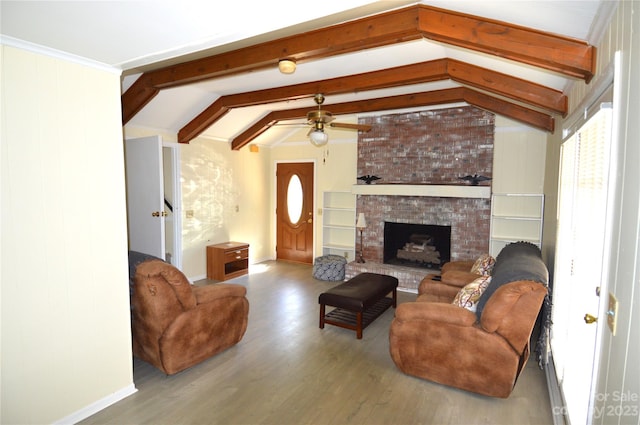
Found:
383,222 -> 451,270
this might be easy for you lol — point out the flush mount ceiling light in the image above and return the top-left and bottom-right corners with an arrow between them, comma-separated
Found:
278,59 -> 296,74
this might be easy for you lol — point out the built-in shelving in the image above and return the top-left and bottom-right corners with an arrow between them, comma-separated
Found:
322,191 -> 356,262
490,193 -> 544,256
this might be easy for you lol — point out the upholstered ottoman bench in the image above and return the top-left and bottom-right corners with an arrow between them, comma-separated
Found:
312,254 -> 347,281
318,272 -> 398,339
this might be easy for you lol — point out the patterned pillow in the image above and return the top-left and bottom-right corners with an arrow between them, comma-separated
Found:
470,254 -> 495,276
452,275 -> 492,312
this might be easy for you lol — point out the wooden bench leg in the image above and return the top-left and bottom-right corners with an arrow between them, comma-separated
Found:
319,303 -> 325,329
356,311 -> 363,339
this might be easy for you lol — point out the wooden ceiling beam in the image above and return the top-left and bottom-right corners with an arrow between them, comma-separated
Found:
123,4 -> 594,124
230,88 -> 467,150
180,58 -> 565,144
150,7 -> 421,87
418,5 -> 595,83
231,87 -> 555,150
123,6 -> 421,123
178,60 -> 449,144
446,59 -> 567,117
462,89 -> 555,133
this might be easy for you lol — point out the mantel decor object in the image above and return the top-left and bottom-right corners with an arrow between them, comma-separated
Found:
357,175 -> 381,184
459,174 -> 492,185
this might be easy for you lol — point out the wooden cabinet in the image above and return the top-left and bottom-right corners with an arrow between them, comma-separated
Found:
207,242 -> 249,281
489,194 -> 544,256
321,191 -> 356,261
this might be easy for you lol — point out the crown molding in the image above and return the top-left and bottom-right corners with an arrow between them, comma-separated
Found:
1,35 -> 121,75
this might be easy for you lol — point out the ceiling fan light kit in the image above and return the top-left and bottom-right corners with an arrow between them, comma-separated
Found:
301,94 -> 372,147
278,59 -> 296,74
309,129 -> 329,147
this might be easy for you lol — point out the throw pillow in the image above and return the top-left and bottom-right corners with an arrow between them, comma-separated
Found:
470,253 -> 495,276
452,275 -> 492,312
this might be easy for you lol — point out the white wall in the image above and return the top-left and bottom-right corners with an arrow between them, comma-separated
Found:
1,45 -> 135,424
179,138 -> 271,278
493,116 -> 547,195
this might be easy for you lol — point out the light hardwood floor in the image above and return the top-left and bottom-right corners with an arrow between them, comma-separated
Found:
82,261 -> 553,425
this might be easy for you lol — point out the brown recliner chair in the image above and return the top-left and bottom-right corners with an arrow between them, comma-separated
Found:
417,260 -> 480,302
131,259 -> 249,375
389,242 -> 548,398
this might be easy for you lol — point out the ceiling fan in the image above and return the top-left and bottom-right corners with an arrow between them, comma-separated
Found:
304,94 -> 372,146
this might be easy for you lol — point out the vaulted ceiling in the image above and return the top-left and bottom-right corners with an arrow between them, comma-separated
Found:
2,1 -> 609,149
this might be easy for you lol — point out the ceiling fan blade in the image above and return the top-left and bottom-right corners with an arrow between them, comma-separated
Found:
329,122 -> 372,132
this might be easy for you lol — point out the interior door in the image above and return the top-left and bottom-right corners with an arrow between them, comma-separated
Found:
125,136 -> 166,260
276,162 -> 314,264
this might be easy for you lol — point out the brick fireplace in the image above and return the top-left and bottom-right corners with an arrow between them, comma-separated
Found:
346,106 -> 494,290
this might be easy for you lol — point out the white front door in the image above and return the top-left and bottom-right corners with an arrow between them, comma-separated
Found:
125,136 -> 165,260
551,93 -> 614,425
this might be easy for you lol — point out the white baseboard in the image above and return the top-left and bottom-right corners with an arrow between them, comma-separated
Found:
53,384 -> 137,425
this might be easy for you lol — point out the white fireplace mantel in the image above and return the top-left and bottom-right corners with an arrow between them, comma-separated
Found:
351,184 -> 491,199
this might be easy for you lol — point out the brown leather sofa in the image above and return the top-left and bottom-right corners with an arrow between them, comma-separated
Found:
389,242 -> 548,398
131,258 -> 249,375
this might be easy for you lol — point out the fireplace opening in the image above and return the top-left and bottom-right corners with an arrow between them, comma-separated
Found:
383,222 -> 451,270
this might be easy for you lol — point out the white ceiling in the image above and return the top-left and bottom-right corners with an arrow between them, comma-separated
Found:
1,0 -> 608,147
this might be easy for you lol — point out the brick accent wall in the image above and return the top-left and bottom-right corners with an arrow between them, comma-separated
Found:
357,106 -> 494,264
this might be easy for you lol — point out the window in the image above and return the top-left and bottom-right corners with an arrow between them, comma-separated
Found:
287,174 -> 303,224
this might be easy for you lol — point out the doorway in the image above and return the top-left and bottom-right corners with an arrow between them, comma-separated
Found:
276,162 -> 315,264
124,136 -> 182,268
551,83 -> 615,425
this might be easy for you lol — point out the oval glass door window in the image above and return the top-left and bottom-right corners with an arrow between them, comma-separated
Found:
287,174 -> 303,224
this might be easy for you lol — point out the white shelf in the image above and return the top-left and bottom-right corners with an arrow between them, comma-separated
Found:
323,242 -> 355,250
322,191 -> 356,261
323,224 -> 354,230
492,214 -> 541,220
489,193 -> 544,257
491,236 -> 540,243
351,184 -> 491,198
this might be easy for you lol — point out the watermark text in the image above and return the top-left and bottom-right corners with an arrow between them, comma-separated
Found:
552,391 -> 639,420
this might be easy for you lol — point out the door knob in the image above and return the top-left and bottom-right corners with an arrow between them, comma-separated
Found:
584,313 -> 598,324
152,211 -> 160,217
307,218 -> 313,223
